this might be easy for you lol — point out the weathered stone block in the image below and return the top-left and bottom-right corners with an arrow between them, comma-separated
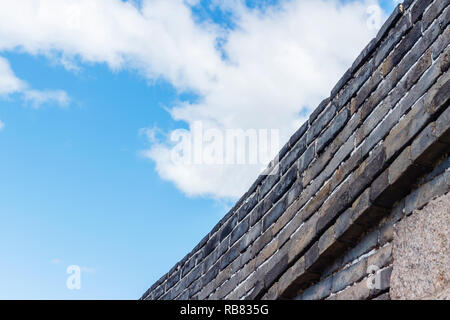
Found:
378,223 -> 394,245
219,215 -> 238,242
331,258 -> 367,293
280,137 -> 305,174
237,192 -> 258,222
258,171 -> 280,201
230,217 -> 249,246
264,253 -> 288,289
374,14 -> 412,67
436,104 -> 450,143
288,215 -> 318,262
334,279 -> 371,300
334,208 -> 365,244
182,257 -> 196,278
385,100 -> 429,160
263,197 -> 287,232
306,104 -> 336,145
388,146 -> 413,185
269,164 -> 297,205
316,108 -> 350,154
368,244 -> 392,269
422,0 -> 450,31
411,0 -> 433,23
297,276 -> 333,300
185,263 -> 204,288
342,229 -> 378,266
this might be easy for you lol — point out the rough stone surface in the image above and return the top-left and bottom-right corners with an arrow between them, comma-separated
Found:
390,192 -> 450,300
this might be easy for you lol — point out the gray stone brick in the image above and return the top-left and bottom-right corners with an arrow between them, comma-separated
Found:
351,145 -> 386,201
331,258 -> 367,293
239,221 -> 261,253
439,5 -> 450,29
353,69 -> 383,114
368,244 -> 392,268
432,24 -> 450,60
425,72 -> 450,116
306,104 -> 336,145
219,214 -> 238,242
318,225 -> 336,255
288,214 -> 318,262
258,170 -> 280,201
376,4 -> 404,43
309,98 -> 330,124
263,197 -> 287,232
374,14 -> 412,67
411,0 -> 433,23
304,242 -> 319,270
316,108 -> 350,154
339,59 -> 375,110
334,208 -> 365,244
316,182 -> 351,233
166,270 -> 181,291
373,292 -> 390,300
378,223 -> 393,246
203,261 -> 219,287
404,169 -> 450,214
152,285 -> 165,300
436,104 -> 450,143
264,253 -> 288,289
351,38 -> 375,72
298,143 -> 315,174
220,244 -> 239,271
237,191 -> 258,222
289,121 -> 308,148
331,68 -> 352,98
230,217 -> 249,246
286,180 -> 303,206
389,146 -> 413,185
297,276 -> 333,300
270,164 -> 297,204
422,0 -> 450,30
182,257 -> 196,278
280,136 -> 306,174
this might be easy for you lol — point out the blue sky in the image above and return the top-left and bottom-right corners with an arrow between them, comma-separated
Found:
0,0 -> 395,299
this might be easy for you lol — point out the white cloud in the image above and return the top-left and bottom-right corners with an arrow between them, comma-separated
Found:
23,89 -> 70,109
0,56 -> 26,95
0,120 -> 4,131
0,55 -> 69,108
0,0 -> 387,198
145,0 -> 386,198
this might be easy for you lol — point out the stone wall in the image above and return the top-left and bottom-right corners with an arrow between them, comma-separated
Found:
295,157 -> 450,300
141,0 -> 450,300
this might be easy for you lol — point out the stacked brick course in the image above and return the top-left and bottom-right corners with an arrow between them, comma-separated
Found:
142,0 -> 450,300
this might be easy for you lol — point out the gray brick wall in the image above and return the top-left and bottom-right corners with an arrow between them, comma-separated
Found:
141,0 -> 450,300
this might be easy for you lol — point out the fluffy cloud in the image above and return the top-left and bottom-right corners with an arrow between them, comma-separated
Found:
0,55 -> 69,108
145,0 -> 386,198
0,56 -> 26,95
0,0 -> 387,198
